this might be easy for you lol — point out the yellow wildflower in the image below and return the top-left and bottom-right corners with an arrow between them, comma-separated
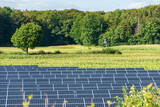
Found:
147,83 -> 153,89
64,100 -> 68,103
145,92 -> 152,99
143,87 -> 147,91
91,103 -> 95,107
28,94 -> 33,100
26,101 -> 30,106
130,85 -> 135,91
144,100 -> 148,107
107,100 -> 113,105
137,100 -> 142,106
157,88 -> 160,93
22,101 -> 26,106
22,101 -> 30,107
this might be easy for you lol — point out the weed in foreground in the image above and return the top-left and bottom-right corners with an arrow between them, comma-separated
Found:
19,83 -> 160,107
20,90 -> 33,107
108,83 -> 160,107
30,50 -> 62,55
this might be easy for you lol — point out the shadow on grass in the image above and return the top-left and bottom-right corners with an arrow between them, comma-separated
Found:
74,48 -> 122,54
1,48 -> 122,55
29,50 -> 63,55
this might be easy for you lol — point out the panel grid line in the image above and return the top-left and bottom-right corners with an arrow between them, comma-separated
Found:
2,66 -> 159,107
108,89 -> 111,98
102,98 -> 106,107
5,84 -> 9,107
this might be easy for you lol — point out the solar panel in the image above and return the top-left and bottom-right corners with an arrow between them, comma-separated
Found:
69,87 -> 83,91
1,65 -> 160,107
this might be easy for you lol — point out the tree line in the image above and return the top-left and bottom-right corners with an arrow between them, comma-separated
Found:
0,5 -> 160,47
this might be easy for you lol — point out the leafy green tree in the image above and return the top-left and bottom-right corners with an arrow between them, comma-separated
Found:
99,28 -> 114,46
1,5 -> 160,47
0,7 -> 15,46
11,23 -> 43,54
70,17 -> 83,44
141,20 -> 160,44
81,13 -> 106,46
71,13 -> 106,46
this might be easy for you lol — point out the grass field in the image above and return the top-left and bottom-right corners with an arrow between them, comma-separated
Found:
0,45 -> 160,70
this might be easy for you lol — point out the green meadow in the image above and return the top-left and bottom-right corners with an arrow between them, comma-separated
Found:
0,44 -> 160,70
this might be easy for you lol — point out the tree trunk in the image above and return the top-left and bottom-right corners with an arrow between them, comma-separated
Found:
26,48 -> 28,54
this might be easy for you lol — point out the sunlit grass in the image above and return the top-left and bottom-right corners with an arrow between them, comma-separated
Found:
0,45 -> 160,70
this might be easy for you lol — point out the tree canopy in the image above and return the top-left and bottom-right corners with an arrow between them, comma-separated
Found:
11,23 -> 43,54
0,5 -> 160,46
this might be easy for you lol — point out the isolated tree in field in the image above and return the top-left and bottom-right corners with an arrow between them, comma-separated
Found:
11,23 -> 43,54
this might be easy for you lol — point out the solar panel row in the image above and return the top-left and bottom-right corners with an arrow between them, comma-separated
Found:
0,65 -> 159,107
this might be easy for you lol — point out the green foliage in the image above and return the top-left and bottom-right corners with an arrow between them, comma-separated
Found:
70,13 -> 106,46
0,50 -> 3,54
37,50 -> 46,54
54,50 -> 61,54
89,48 -> 122,54
116,83 -> 160,107
11,23 -> 43,54
141,20 -> 160,44
102,48 -> 122,54
30,50 -> 62,55
1,5 -> 160,46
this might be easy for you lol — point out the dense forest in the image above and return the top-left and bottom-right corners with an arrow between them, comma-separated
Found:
0,5 -> 160,46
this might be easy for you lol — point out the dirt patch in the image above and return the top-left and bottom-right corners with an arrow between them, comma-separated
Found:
29,49 -> 55,52
29,49 -> 40,52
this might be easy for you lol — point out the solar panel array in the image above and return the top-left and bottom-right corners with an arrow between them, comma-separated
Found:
0,65 -> 160,107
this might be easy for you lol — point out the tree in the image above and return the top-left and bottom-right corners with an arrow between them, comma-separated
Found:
141,21 -> 160,44
11,23 -> 43,54
99,28 -> 114,46
81,13 -> 106,46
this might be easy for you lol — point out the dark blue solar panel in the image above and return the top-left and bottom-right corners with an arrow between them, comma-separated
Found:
1,65 -> 160,107
76,90 -> 92,95
30,99 -> 45,104
0,100 -> 6,105
59,95 -> 74,98
69,87 -> 83,91
101,78 -> 114,83
66,103 -> 85,107
77,94 -> 93,98
93,90 -> 108,94
68,75 -> 79,78
54,87 -> 68,91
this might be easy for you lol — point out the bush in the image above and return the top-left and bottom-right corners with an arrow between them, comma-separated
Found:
114,83 -> 160,107
38,50 -> 46,54
89,48 -> 122,54
102,48 -> 122,54
53,50 -> 61,54
0,51 -> 4,54
31,50 -> 62,55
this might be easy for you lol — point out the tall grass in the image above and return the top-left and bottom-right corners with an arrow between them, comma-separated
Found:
0,45 -> 160,70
